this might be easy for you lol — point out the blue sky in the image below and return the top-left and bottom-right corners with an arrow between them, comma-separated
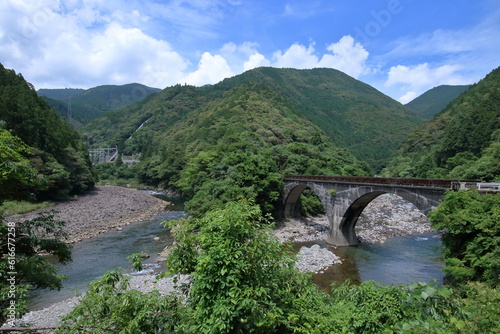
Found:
1,0 -> 499,103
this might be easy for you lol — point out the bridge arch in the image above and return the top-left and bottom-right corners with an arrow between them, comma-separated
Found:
336,188 -> 436,245
283,176 -> 449,246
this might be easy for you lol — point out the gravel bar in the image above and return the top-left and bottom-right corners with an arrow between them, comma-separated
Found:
6,185 -> 168,244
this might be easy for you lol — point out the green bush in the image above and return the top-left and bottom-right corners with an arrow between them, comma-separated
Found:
0,211 -> 72,323
59,270 -> 184,333
166,200 -> 315,333
428,190 -> 500,287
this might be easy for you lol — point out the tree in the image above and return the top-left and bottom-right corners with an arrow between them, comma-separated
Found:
178,151 -> 283,218
0,129 -> 42,201
166,200 -> 316,333
0,211 -> 72,324
428,190 -> 500,287
0,130 -> 72,324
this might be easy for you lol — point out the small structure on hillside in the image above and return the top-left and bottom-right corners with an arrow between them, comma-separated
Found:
88,147 -> 141,166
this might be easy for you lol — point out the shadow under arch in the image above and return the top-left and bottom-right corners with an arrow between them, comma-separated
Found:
339,191 -> 386,243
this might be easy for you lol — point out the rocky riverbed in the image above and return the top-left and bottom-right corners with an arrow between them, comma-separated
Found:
6,185 -> 168,243
2,192 -> 435,331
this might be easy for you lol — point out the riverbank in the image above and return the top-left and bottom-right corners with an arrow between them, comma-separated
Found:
6,186 -> 168,243
2,274 -> 191,331
3,193 -> 436,331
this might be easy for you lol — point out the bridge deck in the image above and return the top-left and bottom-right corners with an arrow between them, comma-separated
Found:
284,175 -> 479,189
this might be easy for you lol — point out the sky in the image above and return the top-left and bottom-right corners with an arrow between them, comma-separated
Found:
0,0 -> 499,103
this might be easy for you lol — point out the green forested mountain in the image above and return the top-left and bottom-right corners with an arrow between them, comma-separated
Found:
82,67 -> 423,170
38,83 -> 160,124
0,63 -> 96,199
405,85 -> 471,119
80,67 -> 426,216
383,67 -> 500,181
217,68 -> 424,171
37,87 -> 84,100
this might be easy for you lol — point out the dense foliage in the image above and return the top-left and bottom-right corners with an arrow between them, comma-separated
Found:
0,63 -> 96,199
58,270 -> 183,333
383,67 -> 500,181
81,78 -> 374,216
0,153 -> 71,324
405,85 -> 470,119
0,129 -> 42,201
80,67 -> 422,182
61,200 -> 475,333
217,68 -> 423,171
39,84 -> 160,125
429,190 -> 500,287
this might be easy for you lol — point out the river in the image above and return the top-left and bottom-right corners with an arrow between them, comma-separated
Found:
29,196 -> 444,311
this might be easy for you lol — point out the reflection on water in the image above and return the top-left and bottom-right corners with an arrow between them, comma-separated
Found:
294,232 -> 444,291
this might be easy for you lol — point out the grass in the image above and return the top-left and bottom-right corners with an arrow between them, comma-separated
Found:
0,200 -> 54,215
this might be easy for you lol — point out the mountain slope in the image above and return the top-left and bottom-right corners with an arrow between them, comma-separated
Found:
38,83 -> 160,124
0,63 -> 96,199
216,67 -> 424,171
37,88 -> 84,100
382,67 -> 500,181
81,71 -> 388,216
81,68 -> 424,172
405,85 -> 471,119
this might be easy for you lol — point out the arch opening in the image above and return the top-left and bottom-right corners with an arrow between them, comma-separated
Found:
341,192 -> 431,244
282,184 -> 330,242
284,184 -> 328,219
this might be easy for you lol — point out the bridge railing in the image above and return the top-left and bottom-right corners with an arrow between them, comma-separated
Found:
284,175 -> 480,189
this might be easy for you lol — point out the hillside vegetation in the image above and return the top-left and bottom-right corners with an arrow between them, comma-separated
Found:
405,85 -> 471,119
0,63 -> 96,199
80,68 -> 426,215
383,67 -> 500,181
81,68 -> 423,171
39,84 -> 160,125
218,68 -> 424,170
84,79 -> 373,216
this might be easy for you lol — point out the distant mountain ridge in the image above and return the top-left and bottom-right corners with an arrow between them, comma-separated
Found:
38,83 -> 160,125
405,85 -> 471,119
80,67 -> 425,174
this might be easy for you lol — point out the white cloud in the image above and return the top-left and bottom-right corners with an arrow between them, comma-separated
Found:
181,52 -> 234,86
0,1 -> 188,88
385,63 -> 468,103
243,52 -> 271,71
398,91 -> 418,104
319,35 -> 369,78
379,9 -> 500,101
272,43 -> 319,69
25,21 -> 188,88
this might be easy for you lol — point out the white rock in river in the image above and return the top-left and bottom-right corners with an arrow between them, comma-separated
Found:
295,244 -> 342,273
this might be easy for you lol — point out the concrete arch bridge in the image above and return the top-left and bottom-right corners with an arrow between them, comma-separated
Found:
283,175 -> 477,246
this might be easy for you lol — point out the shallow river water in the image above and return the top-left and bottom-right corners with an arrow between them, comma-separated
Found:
294,232 -> 444,291
30,199 -> 444,311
